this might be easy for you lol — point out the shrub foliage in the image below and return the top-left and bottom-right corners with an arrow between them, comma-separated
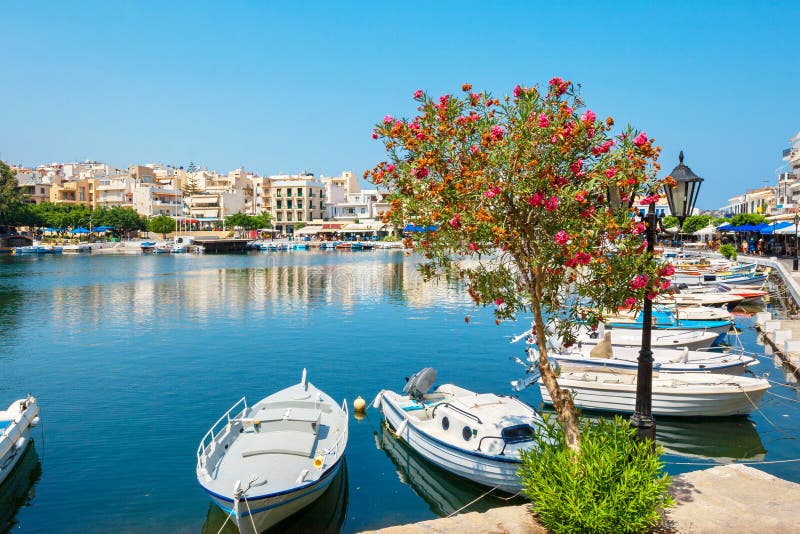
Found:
519,416 -> 673,534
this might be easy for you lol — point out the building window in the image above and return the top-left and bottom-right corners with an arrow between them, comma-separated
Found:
297,187 -> 303,197
297,211 -> 303,221
286,188 -> 292,197
287,212 -> 293,221
277,213 -> 282,221
287,200 -> 292,209
320,202 -> 324,210
276,200 -> 282,209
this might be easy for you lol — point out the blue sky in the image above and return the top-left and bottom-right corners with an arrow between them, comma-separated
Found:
2,1 -> 798,210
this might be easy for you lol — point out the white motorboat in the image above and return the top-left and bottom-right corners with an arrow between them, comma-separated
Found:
196,370 -> 348,533
61,243 -> 91,254
549,323 -> 719,351
543,344 -> 756,375
0,395 -> 40,485
671,305 -> 732,322
374,368 -> 544,494
538,369 -> 769,417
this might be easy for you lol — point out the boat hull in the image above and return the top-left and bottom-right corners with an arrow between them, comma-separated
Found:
0,396 -> 39,486
379,394 -> 523,494
201,457 -> 343,534
539,373 -> 769,417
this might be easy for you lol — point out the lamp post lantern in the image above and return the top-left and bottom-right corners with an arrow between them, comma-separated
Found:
794,213 -> 799,271
631,151 -> 703,441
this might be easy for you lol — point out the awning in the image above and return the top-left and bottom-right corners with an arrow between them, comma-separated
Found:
403,224 -> 439,233
294,226 -> 323,236
761,221 -> 793,234
71,227 -> 90,234
322,223 -> 345,230
93,226 -> 114,231
693,225 -> 717,236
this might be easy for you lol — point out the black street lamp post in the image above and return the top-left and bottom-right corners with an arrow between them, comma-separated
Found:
631,151 -> 703,441
794,213 -> 799,271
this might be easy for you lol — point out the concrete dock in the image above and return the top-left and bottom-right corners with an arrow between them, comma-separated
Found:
360,465 -> 800,533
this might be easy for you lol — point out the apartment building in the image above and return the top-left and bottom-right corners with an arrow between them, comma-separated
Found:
132,184 -> 183,217
95,176 -> 135,209
270,174 -> 325,234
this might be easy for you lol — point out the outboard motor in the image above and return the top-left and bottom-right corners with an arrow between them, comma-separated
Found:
403,368 -> 437,401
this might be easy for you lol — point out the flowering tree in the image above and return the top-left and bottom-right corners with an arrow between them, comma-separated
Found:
367,80 -> 672,452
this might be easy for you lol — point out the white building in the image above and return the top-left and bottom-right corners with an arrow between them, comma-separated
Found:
133,184 -> 184,217
95,176 -> 136,209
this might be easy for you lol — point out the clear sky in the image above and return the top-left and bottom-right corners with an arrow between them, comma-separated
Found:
2,1 -> 798,210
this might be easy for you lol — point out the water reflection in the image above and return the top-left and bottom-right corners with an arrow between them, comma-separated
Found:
43,256 -> 470,329
0,443 -> 42,531
201,457 -> 349,534
374,422 -> 527,517
656,418 -> 766,462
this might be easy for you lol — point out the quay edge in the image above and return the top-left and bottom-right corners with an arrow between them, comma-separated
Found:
358,464 -> 800,533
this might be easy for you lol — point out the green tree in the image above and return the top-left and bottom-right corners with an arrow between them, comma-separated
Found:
252,212 -> 272,229
147,215 -> 176,238
730,213 -> 766,227
661,215 -> 678,230
183,162 -> 201,196
0,161 -> 25,226
681,214 -> 712,234
93,206 -> 146,232
369,80 -> 667,451
225,212 -> 257,229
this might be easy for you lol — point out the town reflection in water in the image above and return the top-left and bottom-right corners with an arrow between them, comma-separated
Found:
43,257 -> 470,330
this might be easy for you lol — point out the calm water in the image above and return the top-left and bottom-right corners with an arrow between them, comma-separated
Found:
0,251 -> 798,533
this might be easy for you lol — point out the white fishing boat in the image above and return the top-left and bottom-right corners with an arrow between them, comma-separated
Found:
546,322 -> 719,351
0,395 -> 40,485
61,243 -> 91,254
373,368 -> 544,493
538,369 -> 769,417
543,343 -> 756,375
196,370 -> 348,533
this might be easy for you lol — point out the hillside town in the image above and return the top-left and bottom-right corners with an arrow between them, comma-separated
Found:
9,161 -> 390,237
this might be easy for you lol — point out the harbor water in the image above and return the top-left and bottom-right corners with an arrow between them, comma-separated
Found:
0,251 -> 798,532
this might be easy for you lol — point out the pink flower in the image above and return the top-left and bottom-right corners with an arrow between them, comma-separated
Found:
575,252 -> 592,265
491,126 -> 505,140
470,145 -> 480,154
545,196 -> 559,211
660,280 -> 671,290
605,167 -> 618,178
660,263 -> 676,276
513,85 -> 522,97
633,132 -> 648,147
371,131 -> 378,140
553,175 -> 568,188
580,206 -> 595,219
640,194 -> 660,205
624,297 -> 637,307
413,89 -> 423,99
591,140 -> 615,155
484,186 -> 501,198
549,77 -> 563,87
537,113 -> 550,128
574,190 -> 588,203
412,167 -> 429,178
630,274 -> 649,290
570,159 -> 584,174
449,214 -> 462,228
632,222 -> 646,235
495,298 -> 505,306
580,110 -> 597,124
383,115 -> 394,124
646,292 -> 659,301
528,192 -> 545,207
468,242 -> 478,252
555,230 -> 570,245
439,94 -> 450,105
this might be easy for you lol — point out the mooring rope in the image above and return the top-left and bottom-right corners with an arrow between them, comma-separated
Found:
216,508 -> 235,534
445,486 -> 524,518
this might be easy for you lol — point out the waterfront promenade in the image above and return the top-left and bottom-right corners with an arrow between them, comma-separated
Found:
361,464 -> 800,533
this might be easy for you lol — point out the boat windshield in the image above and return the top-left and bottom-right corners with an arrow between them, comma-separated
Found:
501,424 -> 536,443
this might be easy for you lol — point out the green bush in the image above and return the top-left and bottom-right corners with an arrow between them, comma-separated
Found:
519,416 -> 673,534
719,243 -> 737,260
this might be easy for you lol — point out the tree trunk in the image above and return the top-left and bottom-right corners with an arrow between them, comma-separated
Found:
531,290 -> 582,454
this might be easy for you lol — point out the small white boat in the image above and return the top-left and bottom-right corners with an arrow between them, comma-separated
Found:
196,370 -> 348,533
539,369 -> 770,417
61,243 -> 91,254
672,306 -> 732,322
0,395 -> 40,485
550,323 -> 719,351
544,344 -> 756,375
374,368 -> 544,493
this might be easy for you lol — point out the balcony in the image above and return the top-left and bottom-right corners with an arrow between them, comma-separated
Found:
784,148 -> 797,159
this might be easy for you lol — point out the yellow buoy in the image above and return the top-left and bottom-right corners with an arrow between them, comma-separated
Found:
313,455 -> 325,469
353,396 -> 366,413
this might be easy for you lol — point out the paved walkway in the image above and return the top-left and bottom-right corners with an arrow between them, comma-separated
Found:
360,465 -> 800,533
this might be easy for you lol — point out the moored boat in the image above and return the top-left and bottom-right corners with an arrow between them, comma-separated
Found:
538,369 -> 769,417
0,395 -> 40,485
196,370 -> 348,533
0,227 -> 33,254
374,368 -> 544,493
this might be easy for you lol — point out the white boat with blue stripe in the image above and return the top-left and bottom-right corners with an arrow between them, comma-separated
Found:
373,368 -> 544,494
196,369 -> 348,533
1,394 -> 40,485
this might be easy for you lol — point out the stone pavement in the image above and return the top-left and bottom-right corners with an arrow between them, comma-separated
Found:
360,465 -> 800,533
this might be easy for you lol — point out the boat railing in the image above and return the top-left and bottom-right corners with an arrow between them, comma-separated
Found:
320,399 -> 349,469
430,402 -> 482,425
196,396 -> 249,467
